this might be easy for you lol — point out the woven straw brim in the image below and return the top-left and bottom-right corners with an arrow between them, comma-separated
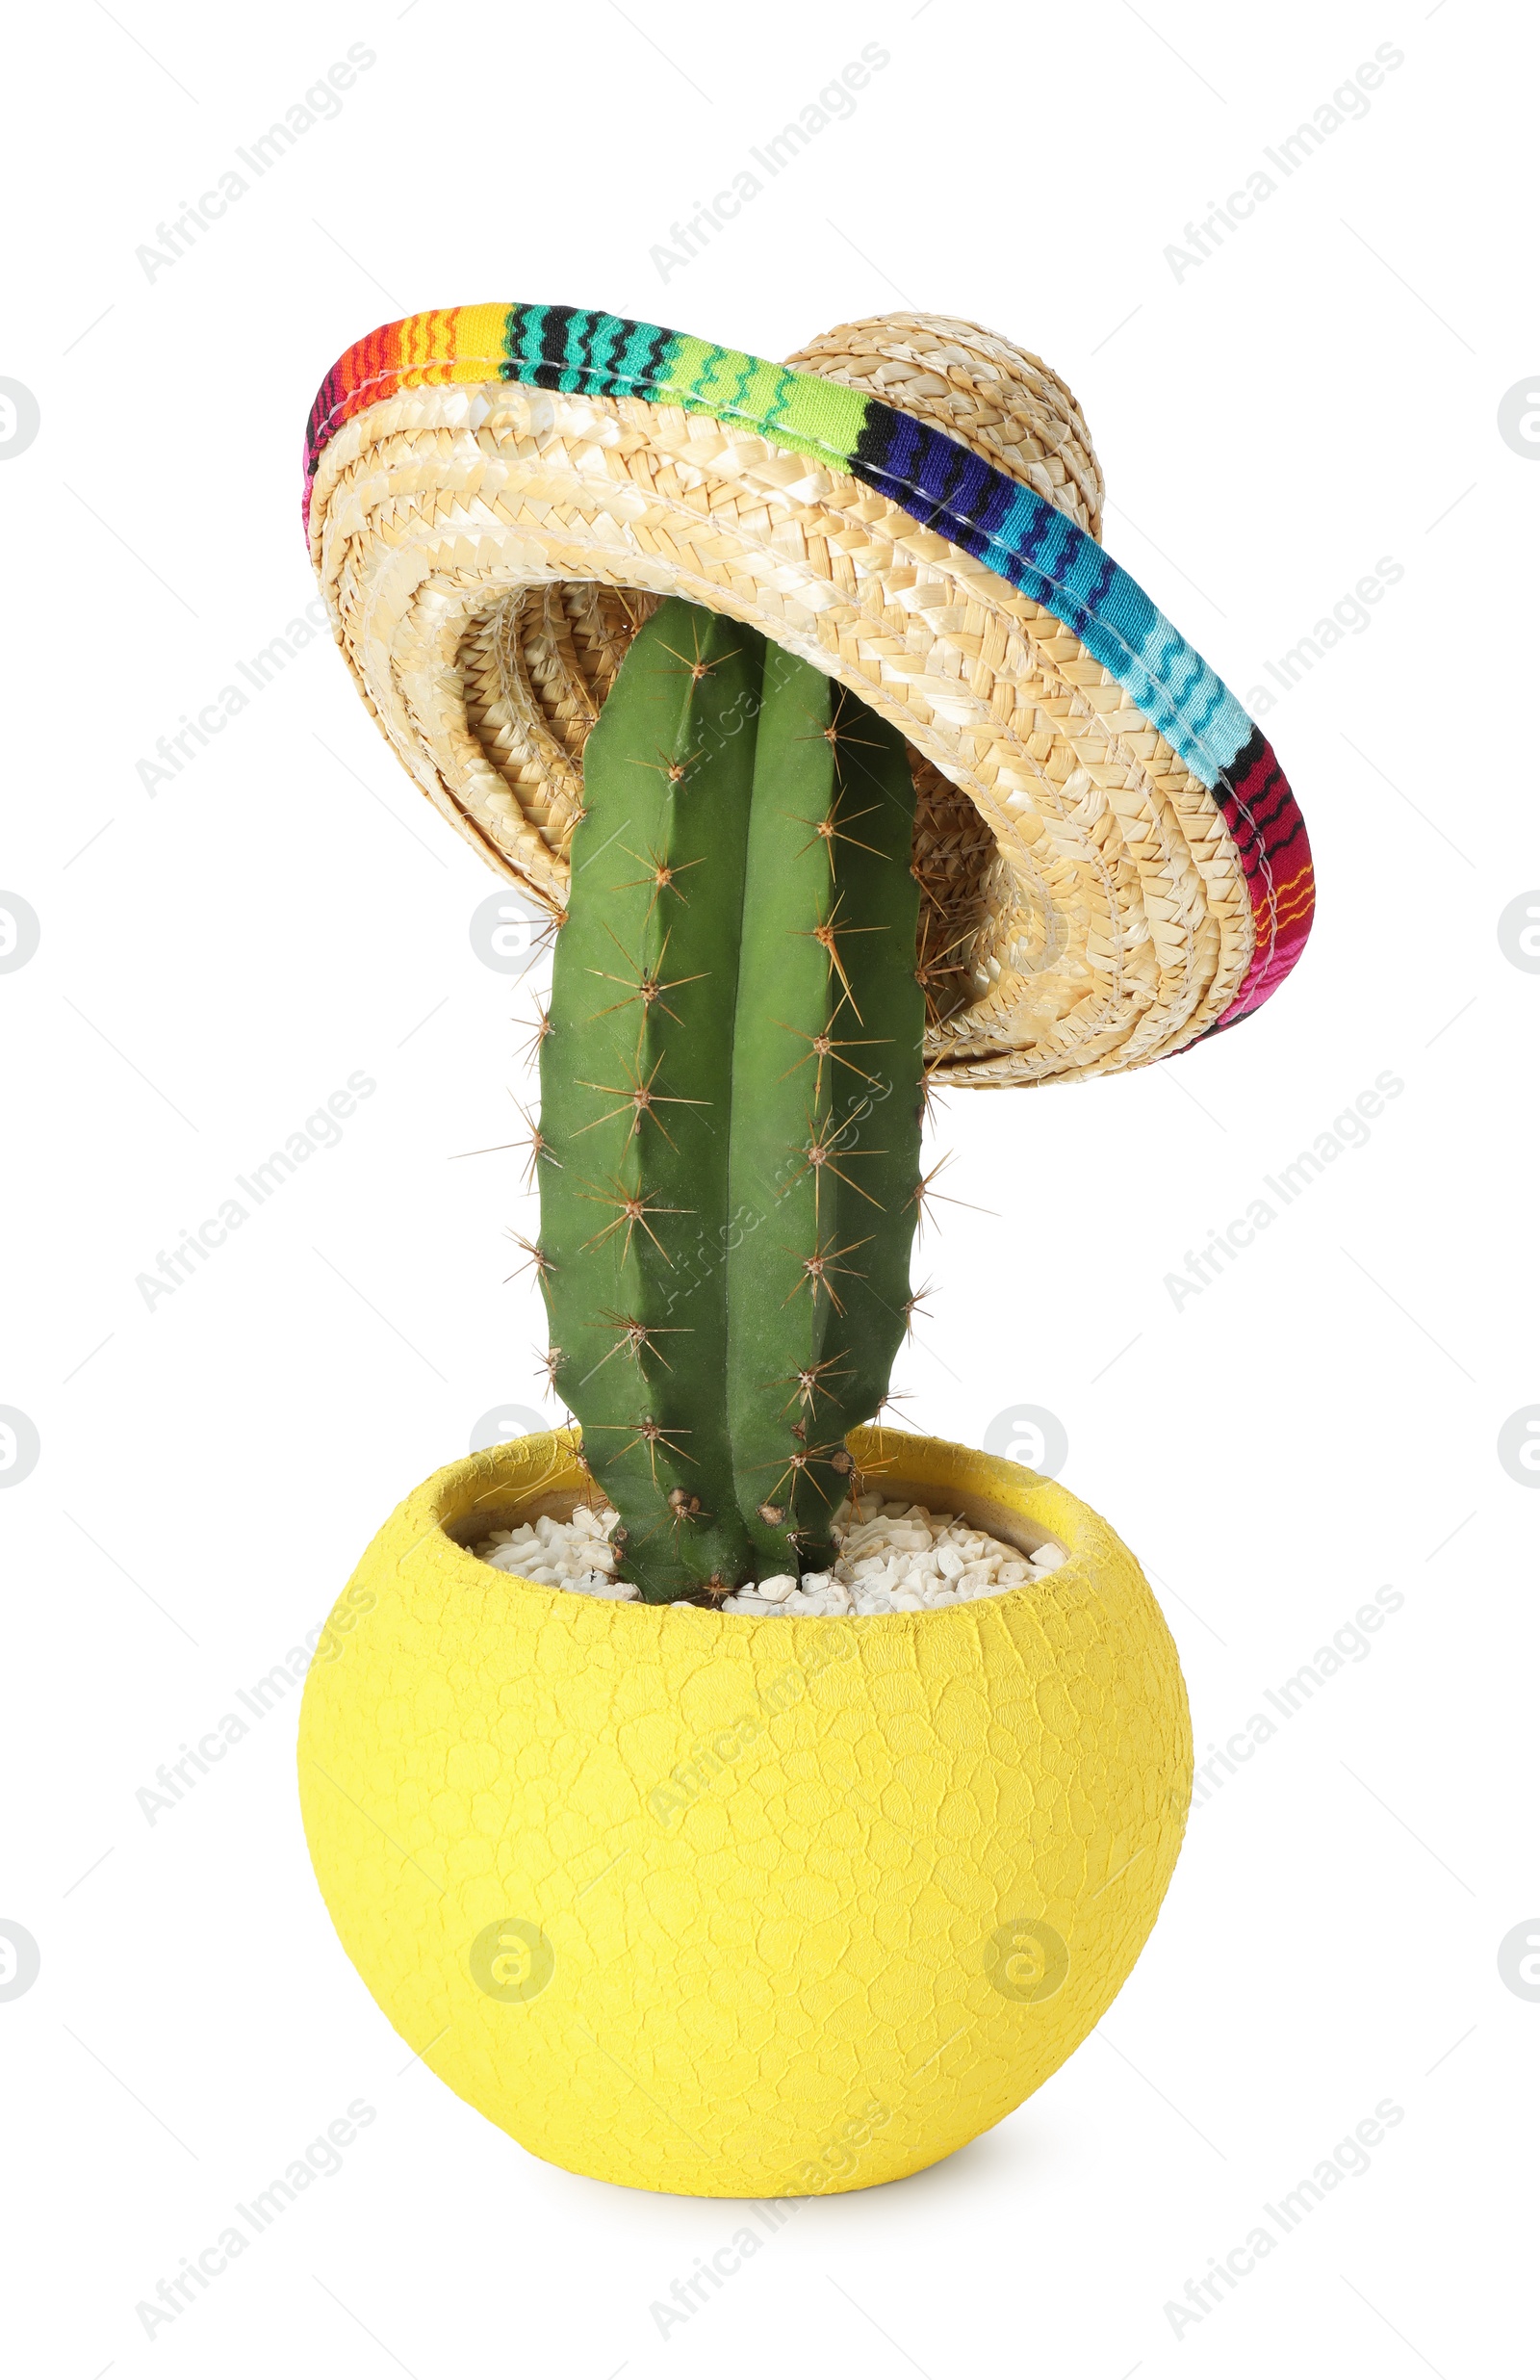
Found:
305,316 -> 1311,1084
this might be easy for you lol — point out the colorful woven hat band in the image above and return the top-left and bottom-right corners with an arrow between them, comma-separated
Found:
304,303 -> 1314,1081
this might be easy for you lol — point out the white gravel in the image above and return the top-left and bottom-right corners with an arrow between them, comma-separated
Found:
474,1492 -> 1065,1615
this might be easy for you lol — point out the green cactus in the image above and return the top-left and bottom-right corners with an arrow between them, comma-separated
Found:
536,597 -> 923,1602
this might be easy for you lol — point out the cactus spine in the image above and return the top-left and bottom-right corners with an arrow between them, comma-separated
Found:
538,598 -> 922,1602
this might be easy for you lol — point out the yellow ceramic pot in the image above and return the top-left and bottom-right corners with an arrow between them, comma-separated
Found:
298,1427 -> 1191,2197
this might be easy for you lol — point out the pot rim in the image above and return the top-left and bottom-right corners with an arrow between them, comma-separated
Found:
404,1423 -> 1120,1627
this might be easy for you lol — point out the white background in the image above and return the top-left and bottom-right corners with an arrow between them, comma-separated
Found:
2,1 -> 1533,2372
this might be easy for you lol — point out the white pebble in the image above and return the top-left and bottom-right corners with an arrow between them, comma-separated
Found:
473,1501 -> 1052,1618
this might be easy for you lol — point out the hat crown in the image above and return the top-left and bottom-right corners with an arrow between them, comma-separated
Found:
783,312 -> 1104,541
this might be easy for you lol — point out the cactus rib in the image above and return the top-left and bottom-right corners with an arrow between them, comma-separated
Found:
539,598 -> 921,1602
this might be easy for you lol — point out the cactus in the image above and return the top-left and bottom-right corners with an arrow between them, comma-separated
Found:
536,597 -> 923,1602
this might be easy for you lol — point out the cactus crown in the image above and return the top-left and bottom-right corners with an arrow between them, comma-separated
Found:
536,599 -> 924,1603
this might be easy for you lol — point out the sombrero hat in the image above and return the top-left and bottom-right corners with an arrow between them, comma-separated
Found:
303,304 -> 1313,1084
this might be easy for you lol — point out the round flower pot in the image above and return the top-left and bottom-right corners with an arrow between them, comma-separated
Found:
297,1427 -> 1192,2197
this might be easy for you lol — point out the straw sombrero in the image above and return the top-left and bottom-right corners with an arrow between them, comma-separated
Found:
304,304 -> 1313,1085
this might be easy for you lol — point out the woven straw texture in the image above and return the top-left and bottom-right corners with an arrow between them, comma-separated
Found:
305,306 -> 1312,1084
785,313 -> 1105,540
